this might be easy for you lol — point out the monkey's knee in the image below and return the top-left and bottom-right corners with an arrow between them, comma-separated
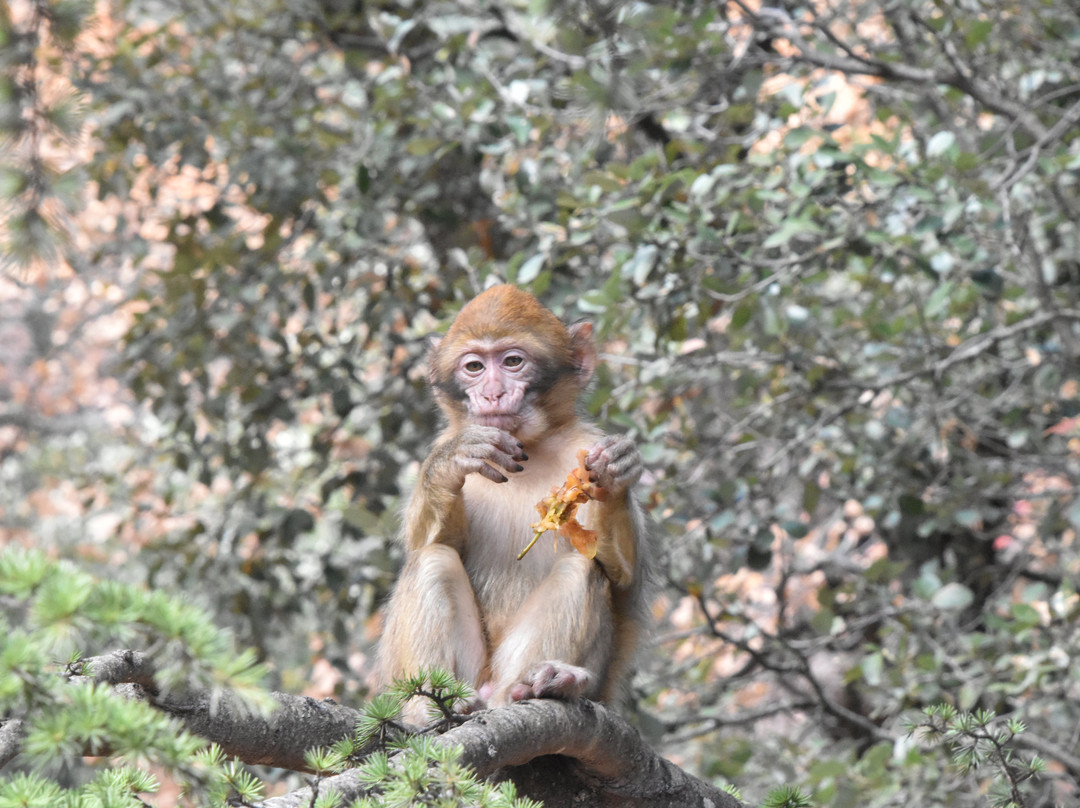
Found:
379,543 -> 486,687
486,553 -> 614,703
551,552 -> 613,606
410,542 -> 468,587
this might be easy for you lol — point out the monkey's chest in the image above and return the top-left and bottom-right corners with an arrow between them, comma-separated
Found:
460,474 -> 592,619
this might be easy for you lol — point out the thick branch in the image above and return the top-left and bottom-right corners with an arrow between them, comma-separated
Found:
81,649 -> 160,691
258,699 -> 746,808
0,719 -> 25,769
164,690 -> 360,771
80,650 -> 361,772
71,651 -> 744,807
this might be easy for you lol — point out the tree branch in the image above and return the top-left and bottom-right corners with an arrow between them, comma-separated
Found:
258,699 -> 745,808
74,651 -> 745,808
0,719 -> 25,770
77,650 -> 361,772
822,309 -> 1080,394
733,1 -> 1052,141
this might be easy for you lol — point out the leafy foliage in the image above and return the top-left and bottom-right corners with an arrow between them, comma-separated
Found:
910,705 -> 1048,808
0,0 -> 90,267
299,671 -> 538,808
0,546 -> 266,805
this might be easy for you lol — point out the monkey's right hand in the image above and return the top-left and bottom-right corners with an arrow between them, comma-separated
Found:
426,425 -> 528,490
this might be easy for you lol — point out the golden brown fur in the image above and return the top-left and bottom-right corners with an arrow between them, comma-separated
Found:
378,286 -> 650,711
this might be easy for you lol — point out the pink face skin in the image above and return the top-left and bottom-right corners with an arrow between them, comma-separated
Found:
457,341 -> 532,433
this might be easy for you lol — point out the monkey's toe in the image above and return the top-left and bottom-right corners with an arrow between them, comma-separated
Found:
509,661 -> 593,702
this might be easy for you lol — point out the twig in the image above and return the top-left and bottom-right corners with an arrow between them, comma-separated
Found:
733,0 -> 1051,141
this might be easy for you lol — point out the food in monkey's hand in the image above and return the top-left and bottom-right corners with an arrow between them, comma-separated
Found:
517,449 -> 606,561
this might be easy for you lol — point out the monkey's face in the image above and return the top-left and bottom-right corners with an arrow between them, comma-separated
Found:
427,286 -> 597,445
442,338 -> 556,440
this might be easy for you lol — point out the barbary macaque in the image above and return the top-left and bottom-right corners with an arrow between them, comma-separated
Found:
377,284 -> 651,710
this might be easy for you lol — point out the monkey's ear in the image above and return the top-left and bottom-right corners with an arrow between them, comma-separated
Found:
426,335 -> 445,388
568,321 -> 597,383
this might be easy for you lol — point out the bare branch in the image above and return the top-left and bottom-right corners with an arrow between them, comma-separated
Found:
733,1 -> 1052,141
0,720 -> 25,770
821,309 -> 1080,394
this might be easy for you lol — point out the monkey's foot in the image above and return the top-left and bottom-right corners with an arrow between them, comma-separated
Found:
507,661 -> 594,702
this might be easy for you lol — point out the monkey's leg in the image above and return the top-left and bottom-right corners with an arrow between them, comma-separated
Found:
486,552 -> 614,705
378,543 -> 487,690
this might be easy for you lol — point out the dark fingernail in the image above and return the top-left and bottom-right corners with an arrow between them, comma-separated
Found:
514,464 -> 525,472
520,453 -> 529,461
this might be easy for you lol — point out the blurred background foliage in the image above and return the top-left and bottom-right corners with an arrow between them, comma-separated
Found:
2,0 -> 1080,804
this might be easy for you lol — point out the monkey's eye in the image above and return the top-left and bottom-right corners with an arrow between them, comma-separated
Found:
464,359 -> 484,374
503,354 -> 524,369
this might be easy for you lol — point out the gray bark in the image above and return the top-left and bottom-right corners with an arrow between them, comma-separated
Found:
70,650 -> 745,808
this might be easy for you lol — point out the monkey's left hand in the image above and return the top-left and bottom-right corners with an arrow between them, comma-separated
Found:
585,435 -> 642,499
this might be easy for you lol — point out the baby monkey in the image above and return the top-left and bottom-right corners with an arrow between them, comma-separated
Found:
378,285 -> 649,709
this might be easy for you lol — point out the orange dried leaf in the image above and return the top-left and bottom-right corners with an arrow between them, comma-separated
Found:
560,519 -> 597,559
518,448 -> 602,561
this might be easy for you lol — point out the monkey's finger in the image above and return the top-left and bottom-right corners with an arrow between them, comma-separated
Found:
462,426 -> 528,461
496,434 -> 528,462
451,452 -> 519,483
475,462 -> 510,484
455,440 -> 526,474
604,448 -> 642,480
480,449 -> 527,475
584,435 -> 635,472
455,455 -> 521,483
584,434 -> 621,467
586,437 -> 641,491
508,681 -> 537,701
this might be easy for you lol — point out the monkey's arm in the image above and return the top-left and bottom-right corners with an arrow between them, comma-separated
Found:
585,436 -> 644,589
403,425 -> 527,551
590,499 -> 641,588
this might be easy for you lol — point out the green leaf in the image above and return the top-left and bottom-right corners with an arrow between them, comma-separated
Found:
405,137 -> 442,156
577,289 -> 611,313
932,582 -> 974,612
861,651 -> 884,686
731,300 -> 754,329
899,494 -> 926,516
926,131 -> 956,158
516,252 -> 546,283
965,18 -> 993,48
582,169 -> 625,193
0,167 -> 28,197
0,547 -> 51,596
783,126 -> 817,149
0,772 -> 64,807
624,243 -> 658,286
762,216 -> 824,249
356,164 -> 372,194
923,282 -> 954,318
1010,602 -> 1041,628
